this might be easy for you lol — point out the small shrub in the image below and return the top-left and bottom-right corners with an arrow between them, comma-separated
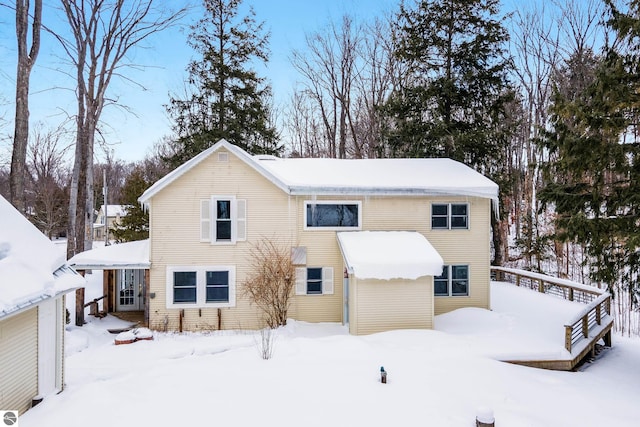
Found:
242,239 -> 295,328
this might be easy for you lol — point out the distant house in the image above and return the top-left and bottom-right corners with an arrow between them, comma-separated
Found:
0,196 -> 85,414
138,139 -> 498,335
93,204 -> 129,240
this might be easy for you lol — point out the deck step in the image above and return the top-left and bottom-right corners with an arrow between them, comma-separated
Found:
577,344 -> 609,371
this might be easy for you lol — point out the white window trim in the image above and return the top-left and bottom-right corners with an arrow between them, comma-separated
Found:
303,200 -> 362,231
200,196 -> 247,244
434,264 -> 470,297
431,202 -> 470,230
295,266 -> 334,295
166,265 -> 236,309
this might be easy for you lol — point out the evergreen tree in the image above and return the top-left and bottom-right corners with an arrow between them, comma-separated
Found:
111,167 -> 149,243
166,0 -> 279,167
381,0 -> 515,172
540,0 -> 640,296
381,0 -> 515,265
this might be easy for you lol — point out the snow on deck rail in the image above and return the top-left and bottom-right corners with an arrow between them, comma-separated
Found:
491,266 -> 613,357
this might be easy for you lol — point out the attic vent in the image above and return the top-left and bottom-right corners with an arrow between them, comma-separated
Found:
218,152 -> 229,162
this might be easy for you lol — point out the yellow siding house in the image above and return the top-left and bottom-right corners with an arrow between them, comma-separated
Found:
139,139 -> 498,335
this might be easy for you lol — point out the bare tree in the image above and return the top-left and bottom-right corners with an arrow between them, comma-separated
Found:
27,123 -> 70,238
508,5 -> 561,270
55,0 -> 187,257
10,0 -> 41,213
242,239 -> 296,328
291,15 -> 361,159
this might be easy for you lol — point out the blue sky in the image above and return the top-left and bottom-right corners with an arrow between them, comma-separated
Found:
0,0 -> 398,163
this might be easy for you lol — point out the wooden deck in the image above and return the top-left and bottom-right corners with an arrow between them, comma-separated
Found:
110,311 -> 147,327
491,267 -> 613,371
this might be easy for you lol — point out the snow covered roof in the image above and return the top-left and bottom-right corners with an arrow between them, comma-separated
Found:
0,196 -> 85,319
139,140 -> 499,208
257,156 -> 499,201
98,204 -> 129,217
337,231 -> 444,280
68,239 -> 150,270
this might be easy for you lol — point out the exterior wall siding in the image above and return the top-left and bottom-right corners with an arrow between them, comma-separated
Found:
147,148 -> 493,332
0,308 -> 38,415
349,275 -> 434,335
149,149 -> 297,331
424,197 -> 492,315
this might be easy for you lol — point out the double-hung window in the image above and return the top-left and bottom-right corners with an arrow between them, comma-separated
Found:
431,203 -> 468,230
200,196 -> 247,243
167,266 -> 235,308
434,265 -> 469,296
173,271 -> 197,303
295,267 -> 334,295
215,200 -> 232,241
206,271 -> 229,303
305,201 -> 360,229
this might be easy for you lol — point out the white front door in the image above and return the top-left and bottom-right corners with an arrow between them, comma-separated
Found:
116,269 -> 145,311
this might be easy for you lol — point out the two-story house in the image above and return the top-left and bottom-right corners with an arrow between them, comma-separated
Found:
139,139 -> 498,335
93,204 -> 129,241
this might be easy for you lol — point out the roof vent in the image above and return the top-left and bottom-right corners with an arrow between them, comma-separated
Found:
218,152 -> 229,162
255,154 -> 279,161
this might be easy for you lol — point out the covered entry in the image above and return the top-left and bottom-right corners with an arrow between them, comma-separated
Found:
69,240 -> 150,324
337,231 -> 444,335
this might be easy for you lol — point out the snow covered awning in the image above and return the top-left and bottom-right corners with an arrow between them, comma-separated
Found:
337,231 -> 444,280
69,239 -> 150,270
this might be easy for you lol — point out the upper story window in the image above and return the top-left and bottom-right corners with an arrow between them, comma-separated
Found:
200,196 -> 247,244
431,203 -> 468,230
216,200 -> 232,241
305,201 -> 361,230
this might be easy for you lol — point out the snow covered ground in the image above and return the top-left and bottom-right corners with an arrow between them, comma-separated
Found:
21,278 -> 640,427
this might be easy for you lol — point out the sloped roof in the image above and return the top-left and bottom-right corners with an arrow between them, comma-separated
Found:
0,196 -> 85,319
337,231 -> 444,280
98,204 -> 130,217
68,239 -> 150,270
139,139 -> 499,209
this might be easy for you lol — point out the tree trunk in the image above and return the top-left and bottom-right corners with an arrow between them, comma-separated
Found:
10,0 -> 42,213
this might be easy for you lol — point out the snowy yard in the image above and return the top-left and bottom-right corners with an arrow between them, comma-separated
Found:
21,280 -> 640,427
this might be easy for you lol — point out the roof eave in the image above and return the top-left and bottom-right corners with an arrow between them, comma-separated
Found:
70,263 -> 150,270
289,185 -> 498,198
138,139 -> 292,205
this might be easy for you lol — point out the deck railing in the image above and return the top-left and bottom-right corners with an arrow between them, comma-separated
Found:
491,266 -> 612,354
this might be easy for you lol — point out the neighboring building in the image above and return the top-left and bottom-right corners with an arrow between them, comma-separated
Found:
138,139 -> 498,335
0,196 -> 85,414
93,204 -> 129,240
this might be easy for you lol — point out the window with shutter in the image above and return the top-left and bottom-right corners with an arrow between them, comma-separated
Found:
295,266 -> 334,295
200,200 -> 211,241
322,267 -> 334,295
204,196 -> 247,244
236,199 -> 247,241
295,267 -> 307,295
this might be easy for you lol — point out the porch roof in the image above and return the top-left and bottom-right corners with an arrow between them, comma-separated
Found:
69,239 -> 150,270
337,231 -> 444,281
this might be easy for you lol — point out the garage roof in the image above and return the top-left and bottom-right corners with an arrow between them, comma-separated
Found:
337,231 -> 444,281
